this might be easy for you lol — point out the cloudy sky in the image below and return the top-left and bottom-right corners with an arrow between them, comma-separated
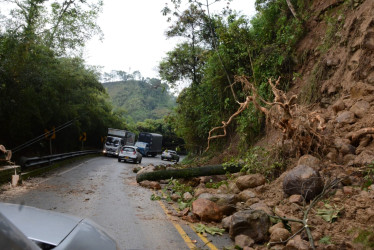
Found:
85,0 -> 256,79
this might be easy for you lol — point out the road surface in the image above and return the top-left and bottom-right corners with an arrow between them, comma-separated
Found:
0,155 -> 233,249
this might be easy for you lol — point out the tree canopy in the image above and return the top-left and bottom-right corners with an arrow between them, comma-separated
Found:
0,0 -> 122,157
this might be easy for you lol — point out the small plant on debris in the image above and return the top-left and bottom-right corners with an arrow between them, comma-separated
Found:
205,179 -> 228,189
319,235 -> 332,245
224,146 -> 287,181
353,229 -> 374,249
362,161 -> 374,189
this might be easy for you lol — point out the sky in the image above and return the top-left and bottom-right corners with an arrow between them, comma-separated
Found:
85,0 -> 257,80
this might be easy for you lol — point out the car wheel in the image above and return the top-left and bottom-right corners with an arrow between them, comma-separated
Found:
118,158 -> 121,162
176,158 -> 179,163
139,158 -> 142,164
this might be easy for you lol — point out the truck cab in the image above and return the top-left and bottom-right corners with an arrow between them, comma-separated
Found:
103,136 -> 124,156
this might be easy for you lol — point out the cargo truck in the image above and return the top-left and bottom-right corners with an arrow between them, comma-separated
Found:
134,132 -> 162,157
103,128 -> 135,157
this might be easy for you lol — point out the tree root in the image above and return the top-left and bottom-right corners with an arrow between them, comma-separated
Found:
205,76 -> 327,156
346,128 -> 374,145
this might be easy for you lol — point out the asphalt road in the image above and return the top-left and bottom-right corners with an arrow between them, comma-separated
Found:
0,155 -> 233,250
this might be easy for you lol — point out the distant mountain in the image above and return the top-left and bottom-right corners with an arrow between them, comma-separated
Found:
103,78 -> 176,123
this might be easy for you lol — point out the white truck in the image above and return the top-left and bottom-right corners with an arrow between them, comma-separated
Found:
103,128 -> 135,157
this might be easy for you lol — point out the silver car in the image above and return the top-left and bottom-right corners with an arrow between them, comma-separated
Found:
161,150 -> 180,162
0,202 -> 118,249
118,146 -> 142,163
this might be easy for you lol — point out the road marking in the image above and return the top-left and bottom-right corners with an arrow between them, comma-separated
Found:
158,190 -> 219,250
155,194 -> 195,249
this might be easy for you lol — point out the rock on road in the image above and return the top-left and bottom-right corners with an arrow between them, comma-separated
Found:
0,155 -> 193,250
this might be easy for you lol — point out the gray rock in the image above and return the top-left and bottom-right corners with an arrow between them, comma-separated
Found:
336,111 -> 356,124
249,202 -> 273,216
222,216 -> 232,230
283,165 -> 324,200
235,235 -> 254,248
350,100 -> 371,118
229,210 -> 270,242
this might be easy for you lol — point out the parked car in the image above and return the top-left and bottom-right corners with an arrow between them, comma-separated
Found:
0,202 -> 118,250
161,150 -> 180,162
118,146 -> 142,163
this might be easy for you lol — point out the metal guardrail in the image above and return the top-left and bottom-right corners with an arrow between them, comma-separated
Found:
20,150 -> 100,169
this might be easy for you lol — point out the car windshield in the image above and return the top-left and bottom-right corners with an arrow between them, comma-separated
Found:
135,142 -> 147,148
106,136 -> 120,146
123,147 -> 135,152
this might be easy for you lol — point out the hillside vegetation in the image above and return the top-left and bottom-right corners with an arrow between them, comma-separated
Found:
103,76 -> 176,123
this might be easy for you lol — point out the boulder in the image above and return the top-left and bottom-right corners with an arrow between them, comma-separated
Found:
229,210 -> 270,242
336,111 -> 356,124
170,193 -> 181,201
350,100 -> 371,118
269,222 -> 284,234
237,190 -> 257,202
283,165 -> 324,200
222,215 -> 232,230
332,100 -> 345,114
236,174 -> 266,191
197,193 -> 237,215
249,202 -> 273,216
136,165 -> 155,175
235,235 -> 254,248
138,180 -> 161,190
334,138 -> 356,155
297,155 -> 321,171
183,192 -> 193,201
228,182 -> 241,194
191,198 -> 223,222
285,235 -> 309,249
270,228 -> 291,242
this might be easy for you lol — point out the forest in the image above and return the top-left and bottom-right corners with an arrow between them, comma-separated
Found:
0,0 -> 313,159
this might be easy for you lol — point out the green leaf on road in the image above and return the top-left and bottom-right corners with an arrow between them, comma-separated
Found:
194,223 -> 225,236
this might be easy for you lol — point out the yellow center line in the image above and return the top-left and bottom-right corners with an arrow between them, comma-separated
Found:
158,190 -> 219,250
154,191 -> 195,249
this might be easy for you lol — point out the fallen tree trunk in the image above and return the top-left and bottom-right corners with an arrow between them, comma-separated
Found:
136,164 -> 242,183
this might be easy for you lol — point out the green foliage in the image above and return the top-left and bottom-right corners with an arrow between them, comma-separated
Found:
363,161 -> 374,189
317,8 -> 345,53
161,0 -> 307,153
316,204 -> 343,223
319,235 -> 332,245
166,178 -> 194,196
205,179 -> 228,189
150,194 -> 162,201
224,146 -> 287,181
194,223 -> 225,236
353,229 -> 374,249
0,0 -> 120,155
299,62 -> 327,104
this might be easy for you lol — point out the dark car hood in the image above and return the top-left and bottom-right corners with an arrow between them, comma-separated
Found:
0,203 -> 81,246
